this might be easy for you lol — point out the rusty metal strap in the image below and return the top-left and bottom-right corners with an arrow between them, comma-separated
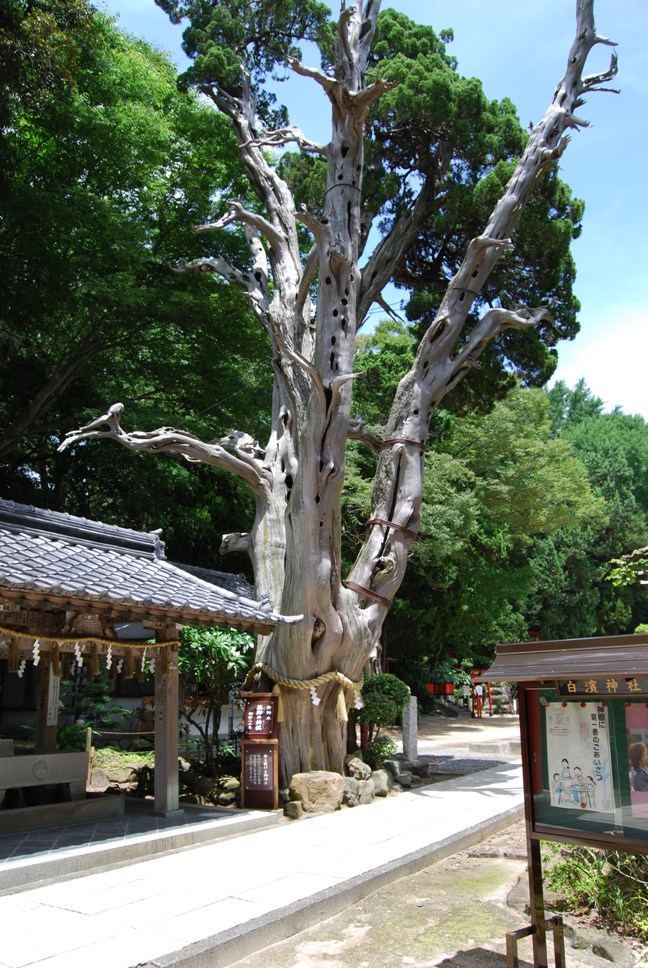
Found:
381,436 -> 425,450
342,580 -> 391,608
366,517 -> 417,540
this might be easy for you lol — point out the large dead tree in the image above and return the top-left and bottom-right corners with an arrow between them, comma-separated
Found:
61,1 -> 616,785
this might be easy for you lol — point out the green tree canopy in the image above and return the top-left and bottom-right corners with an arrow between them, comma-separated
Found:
0,7 -> 272,563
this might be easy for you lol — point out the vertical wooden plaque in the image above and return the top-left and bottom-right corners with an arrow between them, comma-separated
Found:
241,739 -> 279,809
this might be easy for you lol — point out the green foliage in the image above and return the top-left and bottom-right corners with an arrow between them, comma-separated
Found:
55,722 -> 88,751
357,384 -> 605,681
359,673 -> 410,743
607,549 -> 648,588
547,379 -> 604,435
526,385 -> 648,638
361,9 -> 583,410
352,321 -> 416,427
0,0 -> 96,131
59,673 -> 132,744
440,388 -> 604,536
364,735 -> 397,770
179,626 -> 254,770
0,6 -> 271,566
545,844 -> 648,943
155,0 -> 334,123
431,657 -> 472,688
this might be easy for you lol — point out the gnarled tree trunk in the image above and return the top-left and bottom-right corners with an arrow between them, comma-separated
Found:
60,0 -> 616,787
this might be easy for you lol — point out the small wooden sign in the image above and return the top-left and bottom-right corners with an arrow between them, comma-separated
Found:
557,676 -> 648,698
241,739 -> 278,809
242,693 -> 279,739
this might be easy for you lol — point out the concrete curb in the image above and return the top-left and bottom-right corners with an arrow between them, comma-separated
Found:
0,809 -> 280,893
143,802 -> 525,968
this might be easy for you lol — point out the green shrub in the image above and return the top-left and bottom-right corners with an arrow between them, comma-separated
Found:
56,722 -> 88,751
365,735 -> 397,769
545,843 -> 648,942
359,673 -> 410,744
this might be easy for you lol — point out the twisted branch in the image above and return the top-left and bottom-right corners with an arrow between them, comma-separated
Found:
194,201 -> 282,252
59,405 -> 269,494
347,417 -> 382,455
241,126 -> 326,155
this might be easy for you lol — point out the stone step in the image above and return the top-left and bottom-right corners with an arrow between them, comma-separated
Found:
0,803 -> 280,892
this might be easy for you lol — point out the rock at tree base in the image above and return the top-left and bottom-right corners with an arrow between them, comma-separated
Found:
370,769 -> 392,797
284,800 -> 303,820
345,756 -> 372,780
289,771 -> 344,813
358,779 -> 375,804
342,776 -> 360,807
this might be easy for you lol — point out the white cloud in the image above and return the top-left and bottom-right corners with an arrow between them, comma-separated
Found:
551,308 -> 648,419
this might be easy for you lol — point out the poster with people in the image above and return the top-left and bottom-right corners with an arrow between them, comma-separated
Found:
546,702 -> 613,812
625,704 -> 648,819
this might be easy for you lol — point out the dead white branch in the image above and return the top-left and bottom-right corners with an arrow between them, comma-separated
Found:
347,417 -> 382,455
194,201 -> 282,253
241,126 -> 326,155
59,405 -> 269,495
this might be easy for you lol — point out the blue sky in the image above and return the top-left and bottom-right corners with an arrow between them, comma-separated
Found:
100,0 -> 647,418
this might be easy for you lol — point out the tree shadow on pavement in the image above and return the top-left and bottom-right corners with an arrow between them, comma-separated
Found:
436,948 -> 533,967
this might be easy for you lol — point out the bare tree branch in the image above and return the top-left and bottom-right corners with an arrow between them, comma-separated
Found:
347,417 -> 382,455
59,404 -> 269,495
194,201 -> 283,253
296,243 -> 318,319
443,307 -> 554,397
348,0 -> 617,621
241,126 -> 326,155
358,144 -> 453,325
220,532 -> 252,555
287,56 -> 336,95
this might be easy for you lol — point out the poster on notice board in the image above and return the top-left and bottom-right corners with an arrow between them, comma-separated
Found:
546,702 -> 613,812
626,704 -> 648,819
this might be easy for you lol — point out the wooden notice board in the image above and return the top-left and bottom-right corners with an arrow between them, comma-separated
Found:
242,693 -> 279,739
241,739 -> 279,809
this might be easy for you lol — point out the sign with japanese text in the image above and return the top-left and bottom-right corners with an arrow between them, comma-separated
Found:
243,693 -> 279,739
545,701 -> 613,813
557,677 -> 648,698
241,739 -> 278,809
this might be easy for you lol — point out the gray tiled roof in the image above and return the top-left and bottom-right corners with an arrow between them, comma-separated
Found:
172,563 -> 255,599
0,500 -> 296,633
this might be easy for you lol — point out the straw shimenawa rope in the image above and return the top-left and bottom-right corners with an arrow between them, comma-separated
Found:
0,625 -> 178,677
0,625 -> 179,650
243,661 -> 363,723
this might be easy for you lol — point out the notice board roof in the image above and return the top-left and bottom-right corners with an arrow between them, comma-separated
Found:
479,634 -> 648,683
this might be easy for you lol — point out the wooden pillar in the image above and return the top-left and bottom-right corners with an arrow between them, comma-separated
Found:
518,686 -> 548,968
154,642 -> 180,814
35,655 -> 59,751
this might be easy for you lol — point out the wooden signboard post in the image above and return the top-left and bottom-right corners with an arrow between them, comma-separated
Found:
241,693 -> 279,809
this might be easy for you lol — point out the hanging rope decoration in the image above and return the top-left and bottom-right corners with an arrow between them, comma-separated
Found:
243,661 -> 364,724
0,624 -> 178,678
